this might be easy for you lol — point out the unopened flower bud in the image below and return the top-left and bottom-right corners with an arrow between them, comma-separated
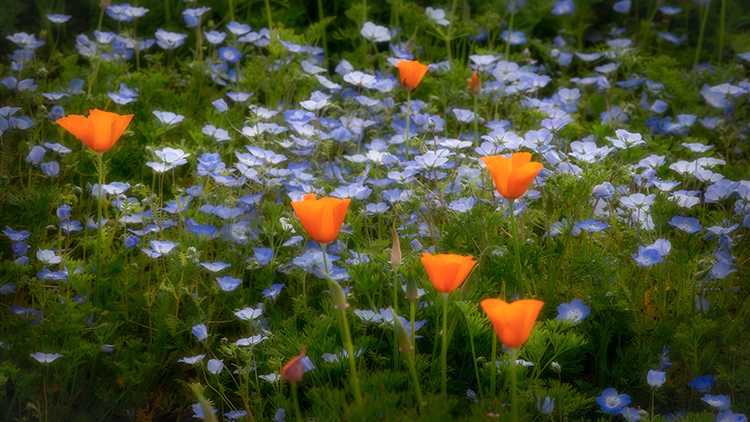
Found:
331,279 -> 349,310
390,308 -> 413,352
281,348 -> 306,383
389,227 -> 402,270
405,277 -> 419,302
551,361 -> 561,373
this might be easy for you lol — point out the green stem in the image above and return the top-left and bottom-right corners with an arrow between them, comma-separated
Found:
504,1 -> 515,58
393,270 -> 400,371
650,389 -> 655,420
693,1 -> 711,67
406,352 -> 425,413
322,245 -> 363,406
317,0 -> 327,57
490,331 -> 497,398
405,89 -> 411,161
441,293 -> 449,395
508,198 -> 524,298
96,152 -> 104,286
291,382 -> 303,422
228,0 -> 235,21
473,94 -> 479,147
717,0 -> 726,65
264,0 -> 273,30
510,348 -> 519,422
410,299 -> 416,361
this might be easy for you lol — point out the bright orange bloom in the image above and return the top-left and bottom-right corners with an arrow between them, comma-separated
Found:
421,253 -> 477,294
480,299 -> 544,348
481,152 -> 544,199
291,193 -> 351,244
470,72 -> 481,94
396,60 -> 430,90
281,348 -> 306,383
56,109 -> 134,153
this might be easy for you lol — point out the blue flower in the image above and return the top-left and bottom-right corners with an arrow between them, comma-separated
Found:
551,0 -> 574,15
556,299 -> 590,323
688,375 -> 715,392
217,276 -> 242,292
632,246 -> 663,267
58,221 -> 83,233
537,397 -> 555,414
207,358 -> 223,374
235,306 -> 263,321
262,284 -> 285,301
254,247 -> 274,265
3,226 -> 30,242
201,262 -> 230,272
613,0 -> 631,13
30,352 -> 63,363
596,387 -> 631,414
716,410 -> 747,422
212,98 -> 228,113
26,146 -> 46,165
575,219 -> 610,233
592,182 -> 615,199
46,14 -> 72,24
620,407 -> 641,421
224,410 -> 249,420
178,354 -> 205,364
192,324 -> 208,341
41,161 -> 60,177
658,346 -> 672,370
56,204 -> 71,221
124,235 -> 139,249
500,30 -> 527,45
48,105 -> 65,121
647,370 -> 667,388
219,46 -> 242,63
9,305 -> 42,326
702,394 -> 731,411
155,29 -> 187,50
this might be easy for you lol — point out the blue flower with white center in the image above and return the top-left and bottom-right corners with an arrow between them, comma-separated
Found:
365,202 -> 389,215
224,410 -> 249,420
226,21 -> 251,35
575,219 -> 610,233
152,111 -> 184,126
647,370 -> 667,388
620,407 -> 641,421
360,22 -> 391,43
219,45 -> 242,63
30,352 -> 63,363
216,276 -> 242,292
204,30 -> 226,45
551,0 -> 574,15
448,197 -> 477,213
36,249 -> 61,266
621,193 -> 656,210
201,262 -> 231,272
154,29 -> 187,50
178,354 -> 205,364
716,410 -> 747,422
702,394 -> 731,411
596,387 -> 631,414
47,14 -> 72,24
58,221 -> 82,233
190,324 -> 208,342
142,240 -> 178,258
556,299 -> 590,323
262,284 -> 285,301
632,246 -> 663,267
235,306 -> 263,321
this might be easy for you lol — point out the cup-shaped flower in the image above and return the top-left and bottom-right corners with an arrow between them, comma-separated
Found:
291,193 -> 350,244
470,72 -> 481,94
396,60 -> 429,91
480,298 -> 544,348
421,253 -> 477,294
647,370 -> 667,388
481,152 -> 544,199
281,348 -> 306,383
56,109 -> 133,153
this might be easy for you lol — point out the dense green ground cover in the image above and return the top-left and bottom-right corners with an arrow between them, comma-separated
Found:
1,0 -> 750,421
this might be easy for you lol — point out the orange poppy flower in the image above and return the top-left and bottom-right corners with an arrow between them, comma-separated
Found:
421,253 -> 477,294
291,193 -> 351,244
481,152 -> 544,200
396,60 -> 430,91
281,348 -> 306,383
480,299 -> 544,348
56,109 -> 134,153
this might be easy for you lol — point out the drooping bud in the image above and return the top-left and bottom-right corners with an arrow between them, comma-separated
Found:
405,277 -> 419,302
389,227 -> 402,270
331,279 -> 350,310
390,308 -> 414,352
281,347 -> 306,383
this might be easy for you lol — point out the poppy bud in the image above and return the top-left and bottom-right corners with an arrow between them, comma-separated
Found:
390,308 -> 413,352
405,277 -> 419,302
389,227 -> 402,270
331,279 -> 349,310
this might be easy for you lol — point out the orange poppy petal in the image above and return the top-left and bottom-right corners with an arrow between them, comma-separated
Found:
510,152 -> 532,169
56,115 -> 94,148
481,299 -> 544,348
506,162 -> 544,199
481,155 -> 512,197
110,113 -> 134,149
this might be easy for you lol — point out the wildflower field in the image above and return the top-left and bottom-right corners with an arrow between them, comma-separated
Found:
2,0 -> 750,420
